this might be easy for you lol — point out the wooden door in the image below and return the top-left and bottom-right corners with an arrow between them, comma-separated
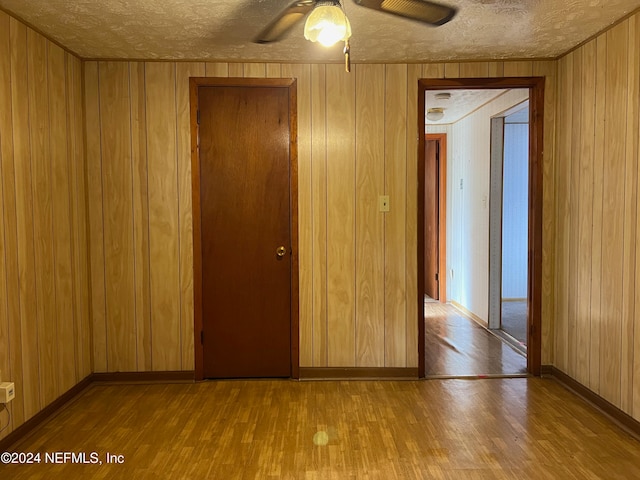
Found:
198,83 -> 293,378
424,139 -> 439,299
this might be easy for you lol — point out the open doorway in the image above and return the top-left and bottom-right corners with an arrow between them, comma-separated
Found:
488,102 -> 530,354
417,78 -> 544,378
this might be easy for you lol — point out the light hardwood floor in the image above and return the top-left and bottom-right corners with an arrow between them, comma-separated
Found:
2,378 -> 640,479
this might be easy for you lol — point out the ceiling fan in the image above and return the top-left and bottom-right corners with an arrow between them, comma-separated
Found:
253,0 -> 457,44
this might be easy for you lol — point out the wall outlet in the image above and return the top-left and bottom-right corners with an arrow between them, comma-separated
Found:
379,195 -> 390,212
0,382 -> 14,403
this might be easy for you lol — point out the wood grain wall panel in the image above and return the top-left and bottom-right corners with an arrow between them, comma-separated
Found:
384,64 -> 408,367
0,12 -> 89,436
66,54 -> 91,379
533,59 -> 557,365
27,29 -> 59,406
176,63 -> 205,371
244,63 -> 266,78
589,35 -> 607,394
145,62 -> 181,371
444,63 -> 460,78
503,61 -> 534,77
459,62 -> 489,78
229,63 -> 244,77
555,53 -> 572,373
9,18 -> 40,421
310,64 -> 328,366
423,63 -> 444,79
326,64 -> 356,366
599,23 -> 627,406
488,62 -> 505,77
99,61 -> 137,372
575,42 -> 595,386
634,13 -> 640,421
354,64 -> 385,367
567,50 -> 582,378
622,17 -> 639,413
405,64 -> 422,368
282,64 -> 313,367
84,61 -> 108,373
205,63 -> 229,77
0,11 -> 23,434
129,62 -> 152,371
48,43 -> 77,392
266,63 -> 282,78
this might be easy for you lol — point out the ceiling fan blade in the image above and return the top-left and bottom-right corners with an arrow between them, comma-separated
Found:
353,0 -> 457,26
253,0 -> 317,43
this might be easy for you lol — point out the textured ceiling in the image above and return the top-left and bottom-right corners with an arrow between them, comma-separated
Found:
426,89 -> 508,124
1,0 -> 639,62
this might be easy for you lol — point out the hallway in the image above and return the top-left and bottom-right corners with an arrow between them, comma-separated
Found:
425,301 -> 527,377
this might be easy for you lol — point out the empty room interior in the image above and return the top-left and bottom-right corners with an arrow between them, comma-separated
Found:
1,0 -> 640,478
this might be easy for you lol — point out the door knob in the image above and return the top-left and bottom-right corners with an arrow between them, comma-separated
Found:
276,246 -> 287,257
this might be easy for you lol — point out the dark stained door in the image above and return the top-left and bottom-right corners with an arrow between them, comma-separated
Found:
199,85 -> 292,378
424,139 -> 439,300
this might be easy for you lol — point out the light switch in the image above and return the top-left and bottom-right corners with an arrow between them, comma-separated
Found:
379,195 -> 390,212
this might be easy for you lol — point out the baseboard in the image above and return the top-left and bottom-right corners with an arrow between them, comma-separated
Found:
0,374 -> 93,452
92,371 -> 195,384
542,365 -> 640,440
450,301 -> 488,328
299,367 -> 419,380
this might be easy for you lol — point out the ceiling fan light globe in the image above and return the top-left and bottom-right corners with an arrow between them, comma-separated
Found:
304,5 -> 352,47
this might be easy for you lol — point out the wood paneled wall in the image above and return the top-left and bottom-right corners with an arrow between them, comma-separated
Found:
554,12 -> 640,420
0,11 -> 90,440
84,59 -> 556,370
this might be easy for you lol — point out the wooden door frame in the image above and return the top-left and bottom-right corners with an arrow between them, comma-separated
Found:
190,77 -> 300,380
424,133 -> 447,303
417,77 -> 544,378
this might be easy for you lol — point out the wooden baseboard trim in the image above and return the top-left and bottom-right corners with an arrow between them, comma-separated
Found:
450,300 -> 488,328
0,375 -> 93,452
92,371 -> 195,384
543,365 -> 640,440
299,367 -> 419,380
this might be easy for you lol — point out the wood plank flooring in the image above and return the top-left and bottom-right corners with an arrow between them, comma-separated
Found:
425,302 -> 527,377
2,378 -> 640,479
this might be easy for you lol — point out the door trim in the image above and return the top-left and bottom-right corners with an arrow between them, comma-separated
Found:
418,77 -> 544,378
190,77 -> 300,380
425,133 -> 447,303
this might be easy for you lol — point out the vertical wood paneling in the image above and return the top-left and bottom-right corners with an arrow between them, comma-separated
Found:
423,63 -> 444,79
567,50 -> 582,377
354,64 -> 385,367
0,11 -> 23,434
84,61 -> 108,373
10,18 -> 40,420
533,59 -> 557,366
244,63 -> 266,78
590,35 -> 607,393
129,62 -> 152,371
205,63 -> 228,77
326,64 -> 356,366
488,62 -> 504,77
634,13 -> 640,421
48,43 -> 77,392
0,12 -> 90,437
555,53 -> 572,373
385,64 -> 407,367
145,62 -> 181,370
27,29 -> 58,406
599,23 -> 627,405
176,63 -> 205,371
503,61 -> 534,77
460,62 -> 489,77
311,64 -> 328,366
99,61 -> 137,372
405,64 -> 422,368
66,54 -> 91,379
228,63 -> 244,77
576,42 -> 595,386
283,64 -> 313,366
621,17 -> 639,413
266,63 -> 282,78
444,63 -> 460,78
